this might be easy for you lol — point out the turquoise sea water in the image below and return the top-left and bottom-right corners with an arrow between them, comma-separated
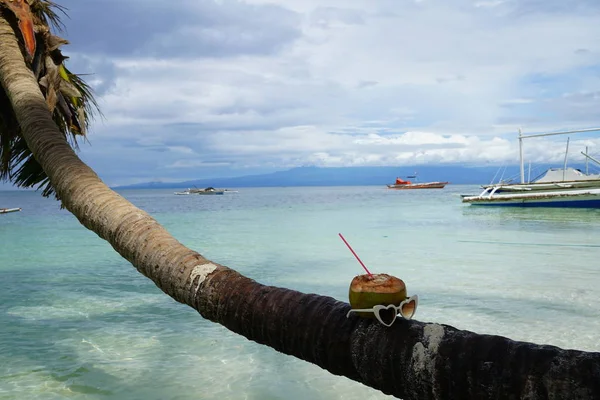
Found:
1,185 -> 600,399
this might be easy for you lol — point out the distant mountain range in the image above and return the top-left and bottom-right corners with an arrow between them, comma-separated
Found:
114,164 -> 590,189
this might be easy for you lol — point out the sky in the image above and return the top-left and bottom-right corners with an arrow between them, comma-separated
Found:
9,0 -> 600,187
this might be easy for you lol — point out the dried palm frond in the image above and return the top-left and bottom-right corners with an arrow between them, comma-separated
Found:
0,0 -> 100,198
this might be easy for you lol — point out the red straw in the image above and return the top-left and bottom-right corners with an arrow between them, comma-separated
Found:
338,233 -> 373,277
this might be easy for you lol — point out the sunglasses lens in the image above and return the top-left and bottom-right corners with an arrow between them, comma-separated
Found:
377,306 -> 397,326
400,298 -> 417,319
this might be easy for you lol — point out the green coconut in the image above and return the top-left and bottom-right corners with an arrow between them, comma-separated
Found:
348,273 -> 407,318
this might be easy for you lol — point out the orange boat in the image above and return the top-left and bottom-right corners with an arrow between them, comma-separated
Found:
386,177 -> 448,189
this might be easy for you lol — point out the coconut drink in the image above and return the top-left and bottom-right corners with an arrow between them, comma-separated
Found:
348,273 -> 407,318
339,233 -> 416,324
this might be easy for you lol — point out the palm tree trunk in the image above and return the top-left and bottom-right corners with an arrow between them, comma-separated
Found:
1,13 -> 600,400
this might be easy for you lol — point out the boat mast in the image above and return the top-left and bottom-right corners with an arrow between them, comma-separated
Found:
562,137 -> 570,181
519,128 -> 524,184
586,146 -> 589,174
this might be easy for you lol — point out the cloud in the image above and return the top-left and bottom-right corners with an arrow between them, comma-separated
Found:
474,1 -> 506,8
505,0 -> 600,16
48,0 -> 600,186
60,0 -> 301,58
167,160 -> 231,169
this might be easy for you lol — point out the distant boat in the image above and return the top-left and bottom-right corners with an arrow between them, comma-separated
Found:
461,127 -> 600,207
174,187 -> 225,195
0,207 -> 21,214
387,176 -> 448,189
195,187 -> 225,195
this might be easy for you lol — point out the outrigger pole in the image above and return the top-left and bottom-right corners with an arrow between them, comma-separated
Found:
517,127 -> 600,184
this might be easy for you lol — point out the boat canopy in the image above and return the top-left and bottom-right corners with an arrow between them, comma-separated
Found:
534,167 -> 600,183
395,178 -> 412,185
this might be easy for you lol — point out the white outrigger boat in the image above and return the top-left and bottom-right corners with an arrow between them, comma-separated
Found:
174,187 -> 225,195
462,127 -> 600,208
0,207 -> 21,214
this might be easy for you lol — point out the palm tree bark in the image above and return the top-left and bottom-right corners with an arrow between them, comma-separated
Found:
1,13 -> 600,400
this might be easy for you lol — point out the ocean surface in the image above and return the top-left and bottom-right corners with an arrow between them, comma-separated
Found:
1,185 -> 600,400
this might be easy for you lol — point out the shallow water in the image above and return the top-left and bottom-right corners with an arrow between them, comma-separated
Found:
1,186 -> 599,399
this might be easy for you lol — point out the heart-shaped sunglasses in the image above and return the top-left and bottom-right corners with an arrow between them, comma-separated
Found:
346,295 -> 418,327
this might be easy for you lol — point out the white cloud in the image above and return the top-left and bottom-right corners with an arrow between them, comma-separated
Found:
474,1 -> 506,8
167,160 -> 230,169
54,0 -> 600,184
166,146 -> 195,155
